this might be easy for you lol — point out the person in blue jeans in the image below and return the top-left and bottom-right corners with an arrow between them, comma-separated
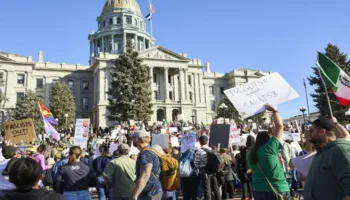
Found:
92,145 -> 112,200
54,146 -> 96,200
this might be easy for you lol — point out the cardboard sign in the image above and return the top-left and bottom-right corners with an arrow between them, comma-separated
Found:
224,72 -> 299,118
151,134 -> 169,149
4,118 -> 36,144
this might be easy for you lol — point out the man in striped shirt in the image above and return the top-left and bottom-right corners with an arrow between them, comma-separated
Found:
194,135 -> 221,200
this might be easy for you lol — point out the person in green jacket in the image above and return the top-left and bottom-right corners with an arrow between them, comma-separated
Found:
247,104 -> 290,200
304,117 -> 350,200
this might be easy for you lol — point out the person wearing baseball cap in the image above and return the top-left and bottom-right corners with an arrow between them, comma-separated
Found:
103,143 -> 136,200
131,129 -> 163,200
304,117 -> 350,200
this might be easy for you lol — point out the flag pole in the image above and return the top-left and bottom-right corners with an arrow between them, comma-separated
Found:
316,63 -> 334,117
303,78 -> 311,121
149,0 -> 153,42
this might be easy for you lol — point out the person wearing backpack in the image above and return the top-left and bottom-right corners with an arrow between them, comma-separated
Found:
131,130 -> 163,200
194,135 -> 221,200
179,149 -> 200,200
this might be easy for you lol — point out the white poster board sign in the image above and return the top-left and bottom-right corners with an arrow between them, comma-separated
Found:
292,133 -> 301,142
170,137 -> 180,147
169,127 -> 178,133
224,72 -> 299,119
229,124 -> 241,144
180,133 -> 197,153
74,119 -> 90,149
129,143 -> 140,156
152,134 -> 169,149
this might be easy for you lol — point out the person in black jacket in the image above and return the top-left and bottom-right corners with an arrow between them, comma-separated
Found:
235,135 -> 255,200
54,146 -> 96,200
3,157 -> 62,200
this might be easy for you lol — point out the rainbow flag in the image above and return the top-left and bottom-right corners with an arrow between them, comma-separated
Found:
39,103 -> 58,125
43,117 -> 60,141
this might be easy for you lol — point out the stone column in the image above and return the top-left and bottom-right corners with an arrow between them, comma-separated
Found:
143,37 -> 146,50
101,37 -> 105,53
123,32 -> 126,52
111,35 -> 114,52
134,34 -> 137,50
179,69 -> 185,101
203,83 -> 207,104
149,67 -> 154,100
90,41 -> 93,57
184,69 -> 188,100
164,67 -> 169,100
199,73 -> 204,103
194,73 -> 200,104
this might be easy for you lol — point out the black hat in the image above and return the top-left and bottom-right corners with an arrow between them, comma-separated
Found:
312,118 -> 335,131
2,146 -> 18,159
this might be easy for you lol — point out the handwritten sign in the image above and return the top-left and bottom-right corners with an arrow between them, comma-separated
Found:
180,133 -> 197,153
224,72 -> 299,118
4,118 -> 36,144
170,137 -> 180,147
169,127 -> 178,133
229,124 -> 240,144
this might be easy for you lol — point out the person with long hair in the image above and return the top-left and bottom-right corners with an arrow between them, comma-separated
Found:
54,146 -> 96,200
235,135 -> 255,200
247,104 -> 289,200
5,157 -> 62,200
33,144 -> 47,171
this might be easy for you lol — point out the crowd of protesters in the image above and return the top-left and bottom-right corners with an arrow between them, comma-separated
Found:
0,104 -> 349,200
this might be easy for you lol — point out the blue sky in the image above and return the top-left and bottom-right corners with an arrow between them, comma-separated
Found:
1,0 -> 350,119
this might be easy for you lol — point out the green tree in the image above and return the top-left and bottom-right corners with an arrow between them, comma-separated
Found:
50,82 -> 76,130
216,95 -> 241,123
107,40 -> 153,121
308,44 -> 350,124
12,90 -> 43,130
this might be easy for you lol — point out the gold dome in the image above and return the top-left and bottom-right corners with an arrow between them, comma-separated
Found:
102,0 -> 142,15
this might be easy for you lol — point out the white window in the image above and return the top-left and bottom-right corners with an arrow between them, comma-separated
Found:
36,79 -> 43,89
125,16 -> 131,24
68,80 -> 74,90
83,97 -> 89,109
109,18 -> 113,25
210,100 -> 216,111
17,74 -> 24,85
117,0 -> 121,3
209,86 -> 214,95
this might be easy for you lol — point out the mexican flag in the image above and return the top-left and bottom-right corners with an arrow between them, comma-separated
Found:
317,52 -> 350,106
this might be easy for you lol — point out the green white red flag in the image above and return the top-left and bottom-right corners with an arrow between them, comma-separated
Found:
317,52 -> 350,106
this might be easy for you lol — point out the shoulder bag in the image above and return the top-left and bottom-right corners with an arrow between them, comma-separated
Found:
257,164 -> 298,200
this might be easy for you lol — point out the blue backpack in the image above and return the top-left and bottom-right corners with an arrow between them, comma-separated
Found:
179,149 -> 195,177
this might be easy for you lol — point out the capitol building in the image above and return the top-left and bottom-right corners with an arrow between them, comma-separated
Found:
0,0 -> 271,127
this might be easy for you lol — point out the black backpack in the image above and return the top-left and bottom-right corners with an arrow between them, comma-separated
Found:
42,168 -> 54,187
202,148 -> 223,174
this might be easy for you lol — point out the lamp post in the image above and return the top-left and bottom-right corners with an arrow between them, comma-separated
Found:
177,114 -> 186,132
300,105 -> 307,125
219,103 -> 228,124
191,113 -> 195,125
64,114 -> 69,134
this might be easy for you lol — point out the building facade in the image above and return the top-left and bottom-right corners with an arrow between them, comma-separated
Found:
0,0 -> 271,127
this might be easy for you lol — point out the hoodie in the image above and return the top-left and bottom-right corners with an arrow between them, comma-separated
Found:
3,188 -> 62,200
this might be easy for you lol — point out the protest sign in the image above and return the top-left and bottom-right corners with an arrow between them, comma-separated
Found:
74,118 -> 90,149
129,143 -> 140,156
292,152 -> 316,176
170,137 -> 180,147
180,133 -> 197,153
292,133 -> 301,142
229,124 -> 240,144
4,118 -> 36,144
169,127 -> 178,133
224,72 -> 299,118
209,124 -> 230,148
109,143 -> 118,155
152,134 -> 169,149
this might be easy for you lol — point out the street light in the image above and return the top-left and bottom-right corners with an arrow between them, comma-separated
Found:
177,114 -> 186,131
64,114 -> 69,134
191,112 -> 196,125
300,105 -> 307,125
219,103 -> 228,124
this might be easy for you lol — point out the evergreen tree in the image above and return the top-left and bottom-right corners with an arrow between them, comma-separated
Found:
12,90 -> 43,129
216,95 -> 241,123
107,40 -> 153,121
50,82 -> 76,130
308,44 -> 350,123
